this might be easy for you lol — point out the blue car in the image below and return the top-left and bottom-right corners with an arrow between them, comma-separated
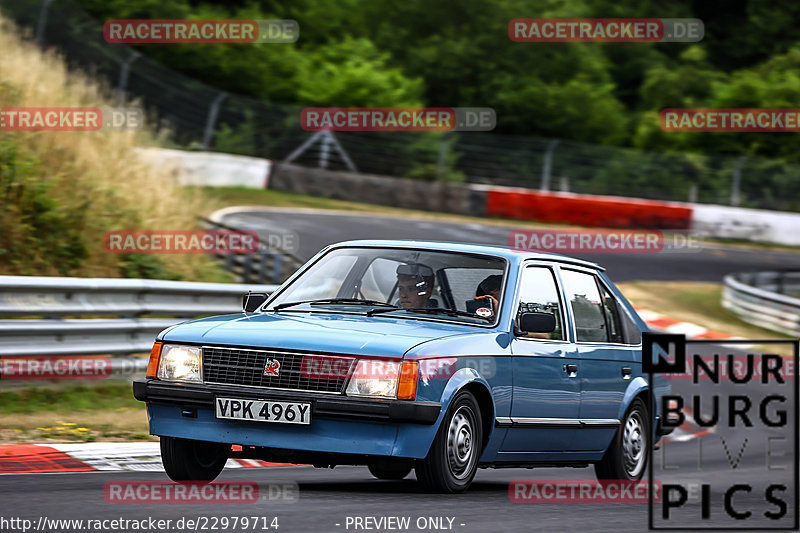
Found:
134,240 -> 670,493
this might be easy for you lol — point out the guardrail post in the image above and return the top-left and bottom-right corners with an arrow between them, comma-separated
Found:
272,254 -> 285,284
242,254 -> 253,284
257,252 -> 268,284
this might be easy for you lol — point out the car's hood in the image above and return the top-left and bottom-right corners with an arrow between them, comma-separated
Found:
159,311 -> 479,357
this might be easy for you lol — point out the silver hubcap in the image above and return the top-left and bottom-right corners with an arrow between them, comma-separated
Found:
447,406 -> 476,480
622,411 -> 646,478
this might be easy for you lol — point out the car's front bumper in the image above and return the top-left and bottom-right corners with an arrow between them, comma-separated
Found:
133,379 -> 442,459
133,379 -> 440,424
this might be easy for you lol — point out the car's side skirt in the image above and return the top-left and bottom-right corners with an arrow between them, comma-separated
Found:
495,417 -> 620,429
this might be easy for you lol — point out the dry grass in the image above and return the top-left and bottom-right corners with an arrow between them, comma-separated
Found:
0,16 -> 225,280
0,407 -> 154,443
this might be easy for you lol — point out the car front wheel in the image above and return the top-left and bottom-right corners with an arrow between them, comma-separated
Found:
160,436 -> 228,483
415,390 -> 482,493
594,397 -> 649,482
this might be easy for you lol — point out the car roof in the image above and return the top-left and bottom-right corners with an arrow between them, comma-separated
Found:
328,239 -> 604,271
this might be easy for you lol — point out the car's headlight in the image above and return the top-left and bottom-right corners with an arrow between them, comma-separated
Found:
345,359 -> 400,398
157,344 -> 202,382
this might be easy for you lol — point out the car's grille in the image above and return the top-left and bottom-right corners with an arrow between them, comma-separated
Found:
202,346 -> 353,393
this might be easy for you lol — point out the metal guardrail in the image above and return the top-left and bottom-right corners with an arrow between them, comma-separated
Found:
722,271 -> 800,337
0,276 -> 279,357
201,216 -> 305,284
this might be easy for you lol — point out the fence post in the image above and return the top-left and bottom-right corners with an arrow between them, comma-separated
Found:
202,92 -> 227,150
326,131 -> 357,172
437,133 -> 451,179
540,139 -> 559,192
688,184 -> 698,203
35,0 -> 56,46
318,131 -> 332,169
731,156 -> 746,206
116,50 -> 141,106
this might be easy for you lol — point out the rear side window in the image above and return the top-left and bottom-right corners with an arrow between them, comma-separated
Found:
516,266 -> 564,340
561,269 -> 608,343
600,281 -> 642,345
598,283 -> 624,344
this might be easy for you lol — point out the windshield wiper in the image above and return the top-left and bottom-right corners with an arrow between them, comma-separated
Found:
273,298 -> 398,311
366,307 -> 490,320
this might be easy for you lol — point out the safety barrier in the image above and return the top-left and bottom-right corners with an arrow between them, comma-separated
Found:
0,276 -> 278,357
721,271 -> 800,337
484,188 -> 694,230
201,215 -> 305,284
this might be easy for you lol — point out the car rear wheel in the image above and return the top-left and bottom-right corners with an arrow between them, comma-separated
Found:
415,390 -> 482,493
368,461 -> 413,480
160,436 -> 228,483
594,398 -> 649,482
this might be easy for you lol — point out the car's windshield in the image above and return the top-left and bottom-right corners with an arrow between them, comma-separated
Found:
266,247 -> 507,325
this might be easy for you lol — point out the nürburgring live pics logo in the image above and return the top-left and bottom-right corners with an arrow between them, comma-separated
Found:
644,332 -> 798,530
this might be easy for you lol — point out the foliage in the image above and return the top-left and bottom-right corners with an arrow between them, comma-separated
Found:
74,0 -> 800,161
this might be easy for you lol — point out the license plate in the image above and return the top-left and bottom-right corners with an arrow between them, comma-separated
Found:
215,397 -> 311,425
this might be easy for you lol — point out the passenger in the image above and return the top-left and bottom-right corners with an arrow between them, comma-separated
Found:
473,274 -> 502,317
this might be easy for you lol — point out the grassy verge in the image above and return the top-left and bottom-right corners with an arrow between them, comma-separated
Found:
0,382 -> 152,443
0,16 -> 229,282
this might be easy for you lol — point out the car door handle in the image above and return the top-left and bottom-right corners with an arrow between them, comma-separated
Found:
564,364 -> 578,374
621,366 -> 632,379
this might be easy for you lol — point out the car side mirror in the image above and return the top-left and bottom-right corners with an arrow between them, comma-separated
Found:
519,312 -> 556,333
242,292 -> 269,313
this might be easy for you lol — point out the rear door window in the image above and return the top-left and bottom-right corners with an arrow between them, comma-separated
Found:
561,269 -> 608,343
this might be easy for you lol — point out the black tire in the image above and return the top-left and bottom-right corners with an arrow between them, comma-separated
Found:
368,461 -> 413,480
595,398 -> 649,482
160,437 -> 228,483
415,390 -> 482,493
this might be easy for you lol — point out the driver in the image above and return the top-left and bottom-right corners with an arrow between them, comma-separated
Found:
396,263 -> 436,309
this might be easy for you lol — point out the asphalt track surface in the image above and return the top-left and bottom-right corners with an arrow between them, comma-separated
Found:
217,207 -> 800,282
2,209 -> 797,533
